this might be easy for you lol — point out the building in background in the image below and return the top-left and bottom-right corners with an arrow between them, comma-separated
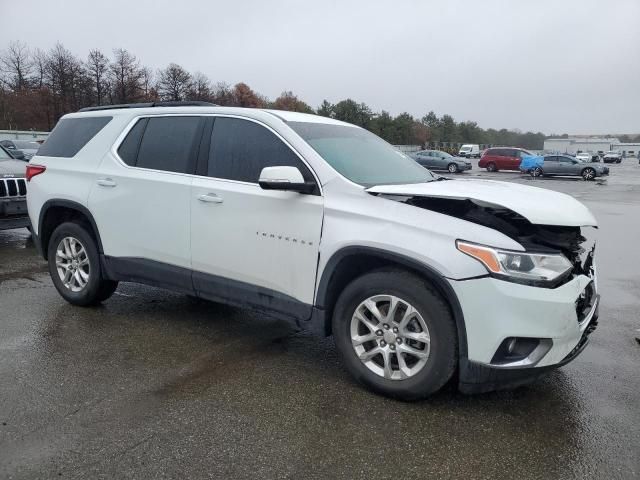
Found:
543,137 -> 620,155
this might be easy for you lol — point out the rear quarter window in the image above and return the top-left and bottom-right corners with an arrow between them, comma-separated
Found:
37,116 -> 112,157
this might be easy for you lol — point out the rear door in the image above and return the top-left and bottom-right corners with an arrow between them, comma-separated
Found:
89,115 -> 204,289
190,116 -> 324,317
543,156 -> 561,174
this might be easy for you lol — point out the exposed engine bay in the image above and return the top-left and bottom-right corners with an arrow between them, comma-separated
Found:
387,195 -> 595,278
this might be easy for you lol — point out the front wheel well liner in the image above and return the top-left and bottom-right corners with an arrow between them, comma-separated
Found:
315,247 -> 468,359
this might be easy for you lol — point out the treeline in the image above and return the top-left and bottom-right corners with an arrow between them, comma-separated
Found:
0,40 -> 547,149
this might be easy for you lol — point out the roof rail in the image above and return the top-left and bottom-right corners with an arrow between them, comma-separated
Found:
78,101 -> 217,112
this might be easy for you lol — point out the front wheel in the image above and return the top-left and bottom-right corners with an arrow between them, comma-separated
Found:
486,162 -> 497,172
582,168 -> 596,181
332,269 -> 457,400
48,222 -> 118,306
447,163 -> 459,173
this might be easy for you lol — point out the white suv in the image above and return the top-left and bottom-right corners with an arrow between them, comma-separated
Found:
27,102 -> 600,399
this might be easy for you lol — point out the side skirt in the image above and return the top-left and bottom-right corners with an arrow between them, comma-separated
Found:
101,256 -> 312,325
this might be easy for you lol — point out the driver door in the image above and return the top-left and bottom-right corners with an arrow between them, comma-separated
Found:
190,116 -> 323,317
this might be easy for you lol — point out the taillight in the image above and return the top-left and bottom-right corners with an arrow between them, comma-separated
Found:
26,164 -> 46,181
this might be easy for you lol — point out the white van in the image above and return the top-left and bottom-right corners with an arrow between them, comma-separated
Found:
459,144 -> 480,158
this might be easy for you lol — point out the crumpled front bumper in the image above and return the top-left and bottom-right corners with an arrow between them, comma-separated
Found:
449,274 -> 599,393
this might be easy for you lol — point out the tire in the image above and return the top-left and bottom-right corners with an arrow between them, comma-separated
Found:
332,268 -> 457,400
530,167 -> 543,178
486,162 -> 497,172
447,163 -> 459,173
47,222 -> 118,306
582,168 -> 596,181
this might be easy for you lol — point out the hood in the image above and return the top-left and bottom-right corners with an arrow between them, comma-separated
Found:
0,159 -> 27,177
366,178 -> 597,227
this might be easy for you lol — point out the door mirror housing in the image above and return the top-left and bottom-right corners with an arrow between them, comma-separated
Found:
258,166 -> 315,194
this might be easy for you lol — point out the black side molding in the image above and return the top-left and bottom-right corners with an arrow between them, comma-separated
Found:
37,199 -> 104,260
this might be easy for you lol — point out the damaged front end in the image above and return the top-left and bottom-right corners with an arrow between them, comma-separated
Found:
404,195 -> 595,286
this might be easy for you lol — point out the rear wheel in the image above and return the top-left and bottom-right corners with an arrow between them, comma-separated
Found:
48,222 -> 118,306
447,163 -> 459,173
530,167 -> 543,178
582,168 -> 596,181
332,269 -> 457,400
486,162 -> 497,172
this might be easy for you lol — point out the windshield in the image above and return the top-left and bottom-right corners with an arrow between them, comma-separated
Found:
460,146 -> 471,151
0,147 -> 11,160
14,141 -> 40,149
438,151 -> 453,158
289,122 -> 436,186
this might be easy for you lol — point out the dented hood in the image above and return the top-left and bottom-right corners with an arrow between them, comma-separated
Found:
366,179 -> 597,227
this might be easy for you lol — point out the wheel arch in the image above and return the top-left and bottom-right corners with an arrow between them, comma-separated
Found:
37,200 -> 103,260
314,246 -> 468,359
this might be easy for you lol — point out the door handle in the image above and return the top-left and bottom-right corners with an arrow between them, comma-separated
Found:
96,178 -> 117,187
197,193 -> 223,204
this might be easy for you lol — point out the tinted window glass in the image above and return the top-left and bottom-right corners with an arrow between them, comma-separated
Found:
289,121 -> 434,187
37,116 -> 112,157
136,117 -> 201,173
559,156 -> 573,163
209,117 -> 317,189
117,118 -> 148,166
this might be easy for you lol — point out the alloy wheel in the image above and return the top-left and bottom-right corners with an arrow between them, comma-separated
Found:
350,294 -> 431,380
55,236 -> 90,292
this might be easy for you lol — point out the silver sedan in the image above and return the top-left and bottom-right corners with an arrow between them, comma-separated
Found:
529,155 -> 609,180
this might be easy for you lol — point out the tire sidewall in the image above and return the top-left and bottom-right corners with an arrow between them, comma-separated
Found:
332,271 -> 457,399
48,222 -> 104,306
448,163 -> 458,173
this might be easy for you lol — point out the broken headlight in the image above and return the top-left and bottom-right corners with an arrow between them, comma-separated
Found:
456,241 -> 573,286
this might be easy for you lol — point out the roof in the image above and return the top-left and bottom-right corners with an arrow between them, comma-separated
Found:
69,102 -> 353,127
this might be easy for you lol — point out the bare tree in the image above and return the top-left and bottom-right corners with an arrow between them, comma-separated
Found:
86,49 -> 109,105
32,48 -> 47,89
157,63 -> 192,101
44,43 -> 88,118
188,71 -> 212,102
0,41 -> 32,90
211,82 -> 234,106
109,48 -> 143,104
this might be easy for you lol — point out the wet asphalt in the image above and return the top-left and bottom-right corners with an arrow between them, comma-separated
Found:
1,160 -> 639,479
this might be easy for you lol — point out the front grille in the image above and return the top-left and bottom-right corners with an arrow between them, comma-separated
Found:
0,178 -> 27,198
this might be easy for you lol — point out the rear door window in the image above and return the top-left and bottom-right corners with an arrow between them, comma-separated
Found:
135,116 -> 202,174
207,117 -> 318,194
37,116 -> 112,157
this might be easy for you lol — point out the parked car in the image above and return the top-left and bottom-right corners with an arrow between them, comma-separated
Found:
603,151 -> 622,163
524,155 -> 609,180
575,152 -> 592,163
478,147 -> 532,171
1,144 -> 26,161
27,102 -> 600,399
0,145 -> 29,231
458,144 -> 480,158
411,150 -> 472,173
0,140 -> 40,161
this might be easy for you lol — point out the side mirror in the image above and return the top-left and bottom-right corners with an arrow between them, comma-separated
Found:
258,166 -> 315,194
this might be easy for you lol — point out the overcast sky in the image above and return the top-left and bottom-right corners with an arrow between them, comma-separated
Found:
2,0 -> 639,134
